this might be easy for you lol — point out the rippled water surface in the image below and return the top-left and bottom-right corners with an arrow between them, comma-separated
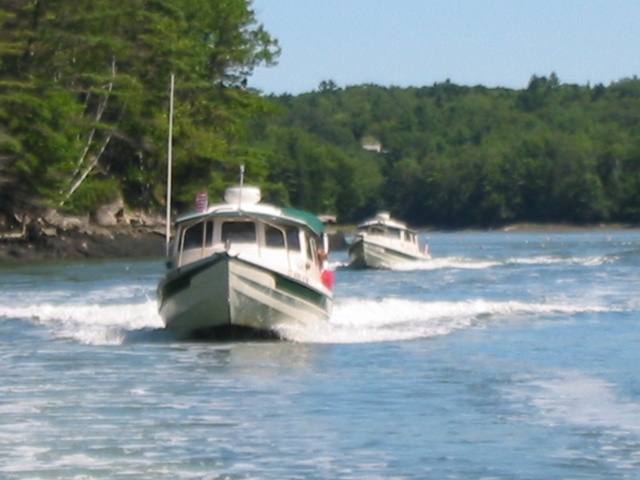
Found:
1,230 -> 639,479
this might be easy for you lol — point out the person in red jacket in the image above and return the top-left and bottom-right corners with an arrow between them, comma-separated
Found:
317,248 -> 335,290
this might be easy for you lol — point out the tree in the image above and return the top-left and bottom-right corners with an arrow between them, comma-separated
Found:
0,0 -> 280,215
258,76 -> 640,226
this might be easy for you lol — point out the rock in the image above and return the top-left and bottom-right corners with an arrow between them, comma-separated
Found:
0,204 -> 169,263
93,199 -> 125,227
0,224 -> 166,263
43,208 -> 89,230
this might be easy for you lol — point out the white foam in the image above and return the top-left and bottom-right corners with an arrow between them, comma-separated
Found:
502,370 -> 640,472
390,257 -> 501,271
279,298 -> 613,344
506,255 -> 611,267
0,301 -> 162,345
386,254 -> 611,271
507,370 -> 640,436
332,250 -> 614,273
0,295 -> 620,346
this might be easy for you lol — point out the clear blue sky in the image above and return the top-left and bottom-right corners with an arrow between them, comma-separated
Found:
248,0 -> 640,95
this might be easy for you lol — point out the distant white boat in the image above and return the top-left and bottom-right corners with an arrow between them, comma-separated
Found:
157,186 -> 334,338
347,212 -> 430,269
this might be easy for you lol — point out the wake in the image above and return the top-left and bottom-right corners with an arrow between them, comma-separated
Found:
0,293 -> 621,346
334,254 -> 614,272
279,297 -> 614,343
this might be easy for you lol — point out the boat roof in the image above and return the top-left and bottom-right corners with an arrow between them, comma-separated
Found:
356,212 -> 414,232
175,201 -> 326,236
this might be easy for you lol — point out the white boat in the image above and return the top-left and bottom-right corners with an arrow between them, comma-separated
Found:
157,186 -> 334,338
347,212 -> 430,269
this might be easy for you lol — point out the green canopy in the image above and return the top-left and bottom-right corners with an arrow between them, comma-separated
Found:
281,207 -> 325,236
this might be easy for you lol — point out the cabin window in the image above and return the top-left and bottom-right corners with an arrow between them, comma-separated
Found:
182,221 -> 214,249
369,226 -> 385,235
221,221 -> 256,244
265,225 -> 286,247
286,226 -> 301,250
183,222 -> 205,249
389,228 -> 401,239
306,234 -> 318,263
265,225 -> 301,250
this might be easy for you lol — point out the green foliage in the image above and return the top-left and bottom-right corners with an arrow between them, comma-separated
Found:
246,76 -> 640,226
66,177 -> 122,214
1,0 -> 639,229
0,0 -> 278,215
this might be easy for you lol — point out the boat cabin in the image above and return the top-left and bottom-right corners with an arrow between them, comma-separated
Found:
355,212 -> 419,247
169,213 -> 324,271
358,223 -> 418,245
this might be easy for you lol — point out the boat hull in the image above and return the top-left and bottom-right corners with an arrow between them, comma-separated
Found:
348,237 -> 427,269
157,253 -> 332,337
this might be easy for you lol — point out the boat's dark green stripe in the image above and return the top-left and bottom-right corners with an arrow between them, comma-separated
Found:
233,258 -> 329,309
380,246 -> 420,261
274,275 -> 326,308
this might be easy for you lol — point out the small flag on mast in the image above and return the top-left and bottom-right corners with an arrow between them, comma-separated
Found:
195,192 -> 208,212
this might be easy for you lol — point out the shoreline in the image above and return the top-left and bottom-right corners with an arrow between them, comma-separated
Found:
0,225 -> 167,264
1,222 -> 637,264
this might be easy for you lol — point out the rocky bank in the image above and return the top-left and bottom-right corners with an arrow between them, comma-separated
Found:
0,226 -> 167,263
0,204 -> 167,263
0,204 -> 348,263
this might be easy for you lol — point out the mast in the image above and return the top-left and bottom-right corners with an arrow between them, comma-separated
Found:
238,164 -> 245,209
165,74 -> 175,257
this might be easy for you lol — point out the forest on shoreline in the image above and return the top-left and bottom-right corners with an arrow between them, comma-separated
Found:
249,76 -> 640,228
2,1 -> 640,237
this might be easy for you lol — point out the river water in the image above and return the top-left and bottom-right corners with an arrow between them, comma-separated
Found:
1,230 -> 639,479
